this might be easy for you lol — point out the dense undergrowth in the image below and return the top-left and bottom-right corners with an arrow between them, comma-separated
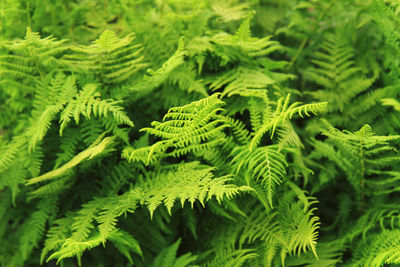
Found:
1,0 -> 400,266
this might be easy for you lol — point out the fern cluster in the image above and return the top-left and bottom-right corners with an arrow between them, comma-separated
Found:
1,0 -> 400,266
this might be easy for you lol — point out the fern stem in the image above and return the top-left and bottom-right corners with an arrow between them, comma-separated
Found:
25,0 -> 31,26
359,141 -> 365,211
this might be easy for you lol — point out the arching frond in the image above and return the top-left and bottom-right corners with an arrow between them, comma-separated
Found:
131,37 -> 187,99
351,229 -> 400,267
250,94 -> 327,150
136,161 -> 253,218
138,94 -> 228,164
26,135 -> 114,185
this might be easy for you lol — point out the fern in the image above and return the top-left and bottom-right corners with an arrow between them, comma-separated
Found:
59,82 -> 134,135
204,247 -> 258,267
310,119 -> 400,198
285,241 -> 342,266
64,30 -> 147,84
350,229 -> 400,266
3,1 -> 400,266
27,73 -> 76,150
211,18 -> 281,59
47,230 -> 142,265
151,239 -> 198,267
0,27 -> 68,82
128,94 -> 228,164
201,187 -> 320,267
10,197 -> 58,267
130,36 -> 188,99
43,161 -> 251,263
209,66 -> 275,98
211,1 -> 250,23
303,31 -> 395,129
0,28 -> 69,134
372,0 -> 400,80
231,145 -> 287,207
136,162 -> 253,218
250,94 -> 327,149
27,135 -> 114,185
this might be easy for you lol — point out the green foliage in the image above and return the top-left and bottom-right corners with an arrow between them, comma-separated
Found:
311,120 -> 400,196
302,31 -> 394,129
151,239 -> 198,267
231,145 -> 287,207
2,0 -> 400,266
64,30 -> 147,84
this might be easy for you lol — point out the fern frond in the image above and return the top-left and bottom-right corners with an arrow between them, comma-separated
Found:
46,203 -> 141,265
209,67 -> 274,98
26,135 -> 114,185
70,198 -> 105,242
54,128 -> 80,168
47,230 -> 139,265
151,239 -> 197,267
351,229 -> 400,267
139,94 -> 228,164
277,190 -> 320,259
168,63 -> 208,96
27,104 -> 63,151
220,115 -> 251,145
226,189 -> 320,266
10,197 -> 58,266
26,73 -> 77,151
28,176 -> 72,200
0,162 -> 26,205
0,134 -> 26,173
0,27 -> 68,113
65,30 -> 147,84
312,119 -> 400,196
95,192 -> 140,240
231,145 -> 287,207
247,96 -> 271,133
41,216 -> 74,264
2,2 -> 399,266
276,121 -> 304,151
303,31 -> 383,128
238,205 -> 282,246
204,247 -> 258,267
286,241 -> 342,267
211,18 -> 281,58
250,94 -> 326,150
131,37 -> 187,98
382,97 -> 400,111
211,1 -> 250,22
122,145 -> 161,166
3,26 -> 68,65
59,83 -> 134,135
108,230 -> 142,265
137,161 -> 252,218
44,162 -> 250,263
